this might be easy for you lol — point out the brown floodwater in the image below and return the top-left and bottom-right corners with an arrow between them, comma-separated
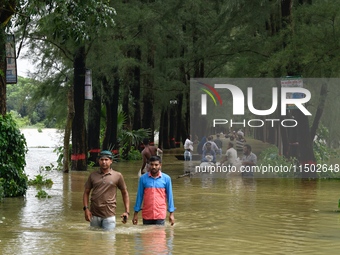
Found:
1,147 -> 340,255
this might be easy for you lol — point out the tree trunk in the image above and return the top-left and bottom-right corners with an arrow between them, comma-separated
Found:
87,78 -> 102,165
102,74 -> 120,152
132,42 -> 141,130
110,74 -> 120,150
179,25 -> 189,143
176,93 -> 184,144
169,104 -> 176,148
295,109 -> 317,178
281,0 -> 292,25
63,88 -> 74,172
0,29 -> 6,116
102,76 -> 112,150
142,42 -> 154,141
122,83 -> 130,127
121,74 -> 131,159
158,109 -> 163,149
71,46 -> 87,171
122,49 -> 133,130
160,108 -> 170,149
0,70 -> 5,116
310,82 -> 328,141
142,92 -> 154,140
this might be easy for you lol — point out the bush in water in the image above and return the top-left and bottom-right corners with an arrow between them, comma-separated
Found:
0,114 -> 28,198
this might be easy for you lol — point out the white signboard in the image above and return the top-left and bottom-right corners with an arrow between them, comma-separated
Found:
6,34 -> 17,84
281,77 -> 304,109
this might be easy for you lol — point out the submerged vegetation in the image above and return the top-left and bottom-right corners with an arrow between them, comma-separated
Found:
27,166 -> 55,199
28,174 -> 53,187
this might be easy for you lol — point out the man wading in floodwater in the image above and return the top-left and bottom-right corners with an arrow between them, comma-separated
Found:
83,150 -> 130,230
133,155 -> 175,225
140,138 -> 163,175
241,144 -> 257,178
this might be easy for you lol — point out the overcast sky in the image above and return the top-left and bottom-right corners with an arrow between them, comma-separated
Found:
16,55 -> 34,78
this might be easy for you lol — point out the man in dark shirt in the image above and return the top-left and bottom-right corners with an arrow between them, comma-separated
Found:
83,150 -> 130,230
214,134 -> 223,155
140,138 -> 162,175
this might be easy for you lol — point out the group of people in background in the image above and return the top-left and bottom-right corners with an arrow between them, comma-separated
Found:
185,129 -> 257,177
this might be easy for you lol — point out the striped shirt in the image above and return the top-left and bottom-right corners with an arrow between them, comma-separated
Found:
134,171 -> 175,220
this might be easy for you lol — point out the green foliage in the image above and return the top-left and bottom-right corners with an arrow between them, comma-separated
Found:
259,146 -> 298,178
313,125 -> 340,179
313,125 -> 338,164
259,126 -> 340,179
28,174 -> 53,187
39,163 -> 59,172
28,164 -> 54,188
88,161 -> 96,168
116,107 -> 151,159
33,1 -> 116,43
35,190 -> 51,199
0,114 -> 28,197
6,77 -> 50,128
9,110 -> 31,128
119,128 -> 151,151
54,146 -> 65,169
98,106 -> 151,160
119,147 -> 142,161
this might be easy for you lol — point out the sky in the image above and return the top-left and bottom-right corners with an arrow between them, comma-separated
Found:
14,41 -> 37,78
16,55 -> 34,78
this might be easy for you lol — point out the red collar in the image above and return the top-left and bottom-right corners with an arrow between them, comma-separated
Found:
148,171 -> 162,178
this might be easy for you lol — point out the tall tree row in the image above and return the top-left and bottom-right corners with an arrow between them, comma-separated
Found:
13,0 -> 116,170
1,0 -> 340,172
225,0 -> 340,176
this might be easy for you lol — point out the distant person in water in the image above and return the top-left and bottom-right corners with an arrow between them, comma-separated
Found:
213,134 -> 223,155
220,142 -> 237,166
140,138 -> 163,174
197,136 -> 207,155
203,135 -> 219,155
183,135 -> 194,161
201,142 -> 216,163
241,144 -> 257,178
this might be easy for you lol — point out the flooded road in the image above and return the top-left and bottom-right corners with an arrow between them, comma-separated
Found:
1,129 -> 340,254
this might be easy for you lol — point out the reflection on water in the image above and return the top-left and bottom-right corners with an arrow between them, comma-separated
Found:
1,130 -> 340,254
134,226 -> 173,255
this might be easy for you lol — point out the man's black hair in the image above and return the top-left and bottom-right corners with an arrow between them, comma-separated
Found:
149,155 -> 162,163
143,138 -> 149,145
244,144 -> 252,151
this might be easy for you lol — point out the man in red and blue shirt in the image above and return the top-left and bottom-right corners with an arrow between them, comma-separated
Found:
133,155 -> 175,225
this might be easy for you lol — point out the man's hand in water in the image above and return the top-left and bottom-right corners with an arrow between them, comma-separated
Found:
169,212 -> 175,226
121,212 -> 129,224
